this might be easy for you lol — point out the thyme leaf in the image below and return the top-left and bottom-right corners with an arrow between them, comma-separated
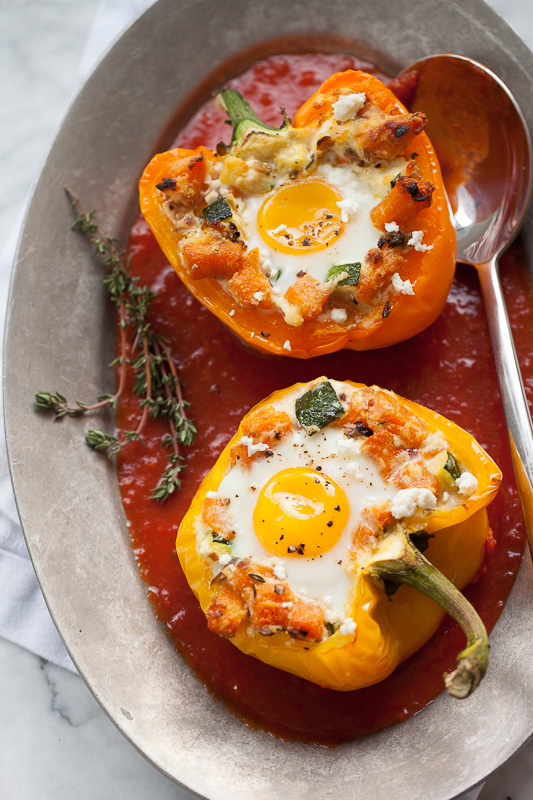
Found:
35,186 -> 196,502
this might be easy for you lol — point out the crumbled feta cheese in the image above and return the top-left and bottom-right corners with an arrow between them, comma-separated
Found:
337,437 -> 362,458
391,487 -> 437,519
206,490 -> 218,499
385,221 -> 399,233
257,249 -> 273,273
281,601 -> 294,609
442,491 -> 450,502
330,307 -> 347,323
324,595 -> 332,606
407,229 -> 434,252
283,340 -> 292,351
253,291 -> 264,302
271,223 -> 287,235
332,92 -> 367,122
218,553 -> 232,566
345,461 -> 363,479
391,272 -> 415,296
238,435 -> 269,457
336,196 -> 359,222
456,471 -> 478,496
229,309 -> 235,316
273,563 -> 287,580
339,617 -> 357,636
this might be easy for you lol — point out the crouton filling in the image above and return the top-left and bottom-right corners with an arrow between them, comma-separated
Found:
197,380 -> 478,644
155,85 -> 435,330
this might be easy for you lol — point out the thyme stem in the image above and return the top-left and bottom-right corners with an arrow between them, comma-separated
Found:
35,186 -> 196,501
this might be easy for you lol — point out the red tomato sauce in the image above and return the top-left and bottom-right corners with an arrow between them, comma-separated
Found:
116,53 -> 529,746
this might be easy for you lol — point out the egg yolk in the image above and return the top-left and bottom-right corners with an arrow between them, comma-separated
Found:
253,467 -> 349,558
257,180 -> 344,255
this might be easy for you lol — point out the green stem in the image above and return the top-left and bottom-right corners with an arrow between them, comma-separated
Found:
365,527 -> 489,699
217,88 -> 289,148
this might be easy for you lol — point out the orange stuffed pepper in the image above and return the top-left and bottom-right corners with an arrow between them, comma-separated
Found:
177,378 -> 501,696
139,71 -> 456,357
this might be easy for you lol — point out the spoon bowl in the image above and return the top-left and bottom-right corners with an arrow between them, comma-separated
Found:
397,53 -> 533,550
400,54 -> 532,261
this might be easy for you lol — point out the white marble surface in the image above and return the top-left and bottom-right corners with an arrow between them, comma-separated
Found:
1,0 -> 533,798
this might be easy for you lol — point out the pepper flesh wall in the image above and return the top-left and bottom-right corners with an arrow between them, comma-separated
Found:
139,71 -> 456,358
176,379 -> 501,695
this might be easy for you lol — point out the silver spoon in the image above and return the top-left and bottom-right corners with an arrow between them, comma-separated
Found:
396,54 -> 533,553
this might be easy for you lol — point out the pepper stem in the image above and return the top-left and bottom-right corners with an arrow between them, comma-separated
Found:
365,527 -> 489,699
217,88 -> 289,148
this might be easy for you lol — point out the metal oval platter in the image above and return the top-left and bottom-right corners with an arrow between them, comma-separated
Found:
5,1 -> 533,798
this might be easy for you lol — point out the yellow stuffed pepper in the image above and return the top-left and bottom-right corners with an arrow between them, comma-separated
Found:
140,71 -> 456,357
177,378 -> 501,697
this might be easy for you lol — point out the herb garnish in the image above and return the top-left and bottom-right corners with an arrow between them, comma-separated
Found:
377,230 -> 406,250
202,197 -> 232,223
295,380 -> 345,435
444,452 -> 462,481
35,187 -> 196,502
326,262 -> 361,287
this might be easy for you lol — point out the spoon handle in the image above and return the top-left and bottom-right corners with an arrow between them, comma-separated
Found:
477,255 -> 533,556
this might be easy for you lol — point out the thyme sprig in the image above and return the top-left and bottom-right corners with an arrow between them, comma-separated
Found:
35,186 -> 196,501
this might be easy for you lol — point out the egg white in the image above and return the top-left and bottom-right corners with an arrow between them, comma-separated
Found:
239,161 -> 388,298
215,425 -> 395,619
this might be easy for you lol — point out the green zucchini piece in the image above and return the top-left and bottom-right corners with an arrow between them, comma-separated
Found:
202,197 -> 232,223
326,262 -> 361,287
211,532 -> 232,546
444,451 -> 462,481
295,381 -> 345,435
217,88 -> 290,149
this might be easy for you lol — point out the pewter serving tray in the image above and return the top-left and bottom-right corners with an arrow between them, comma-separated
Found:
5,1 -> 533,798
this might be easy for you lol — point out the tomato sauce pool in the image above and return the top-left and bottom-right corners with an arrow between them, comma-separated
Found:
116,53 -> 529,745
